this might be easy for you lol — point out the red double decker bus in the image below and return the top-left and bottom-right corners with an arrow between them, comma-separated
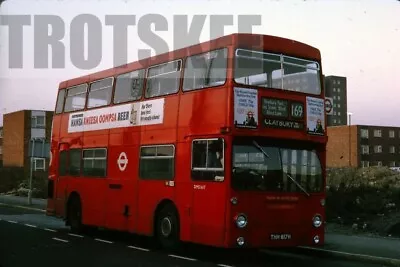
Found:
47,33 -> 327,250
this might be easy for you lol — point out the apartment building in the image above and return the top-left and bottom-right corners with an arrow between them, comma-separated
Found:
324,75 -> 348,126
2,110 -> 53,175
327,125 -> 400,168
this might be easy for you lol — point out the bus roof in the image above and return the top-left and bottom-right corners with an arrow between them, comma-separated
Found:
59,33 -> 321,90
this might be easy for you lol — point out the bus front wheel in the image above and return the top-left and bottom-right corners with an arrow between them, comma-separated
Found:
156,204 -> 180,250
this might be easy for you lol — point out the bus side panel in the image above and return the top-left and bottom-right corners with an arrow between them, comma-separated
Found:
47,115 -> 62,216
136,96 -> 179,235
79,133 -> 108,228
174,141 -> 192,242
105,143 -> 139,232
137,181 -> 175,235
191,182 -> 227,247
54,142 -> 69,219
108,117 -> 141,232
56,113 -> 83,218
74,179 -> 106,228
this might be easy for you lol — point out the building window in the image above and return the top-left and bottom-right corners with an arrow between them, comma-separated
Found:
338,96 -> 341,100
333,88 -> 336,92
389,130 -> 395,138
34,158 -> 46,171
390,146 -> 395,153
334,104 -> 337,108
83,148 -> 107,177
333,119 -> 337,123
338,112 -> 341,116
374,145 -> 382,153
0,146 -> 2,155
361,145 -> 369,154
0,129 -> 3,138
374,129 -> 382,137
139,145 -> 175,180
361,161 -> 369,168
361,129 -> 369,138
338,119 -> 341,124
333,80 -> 336,84
333,96 -> 336,100
338,104 -> 341,108
333,111 -> 337,115
338,81 -> 341,85
338,88 -> 341,93
377,161 -> 382,167
191,138 -> 224,181
31,115 -> 45,128
390,161 -> 396,167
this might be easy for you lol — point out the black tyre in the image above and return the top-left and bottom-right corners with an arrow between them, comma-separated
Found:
156,204 -> 180,250
68,196 -> 83,233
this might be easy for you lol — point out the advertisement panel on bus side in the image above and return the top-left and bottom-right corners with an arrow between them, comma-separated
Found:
67,98 -> 165,133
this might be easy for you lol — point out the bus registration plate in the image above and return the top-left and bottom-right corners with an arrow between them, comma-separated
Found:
270,234 -> 292,240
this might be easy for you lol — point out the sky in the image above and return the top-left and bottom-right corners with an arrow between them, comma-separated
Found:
0,0 -> 399,127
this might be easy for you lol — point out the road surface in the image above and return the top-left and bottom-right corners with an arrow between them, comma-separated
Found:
0,205 -> 392,267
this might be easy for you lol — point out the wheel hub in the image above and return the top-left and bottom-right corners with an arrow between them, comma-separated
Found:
161,217 -> 172,237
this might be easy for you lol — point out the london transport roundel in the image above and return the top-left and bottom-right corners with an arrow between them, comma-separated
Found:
117,152 -> 128,171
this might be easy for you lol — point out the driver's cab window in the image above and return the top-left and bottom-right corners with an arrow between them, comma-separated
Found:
191,138 -> 224,181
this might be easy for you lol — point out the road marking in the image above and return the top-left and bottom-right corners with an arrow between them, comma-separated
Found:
44,228 -> 57,232
168,255 -> 197,261
7,220 -> 17,224
217,264 -> 235,267
68,233 -> 84,238
0,202 -> 46,212
127,245 -> 150,252
52,237 -> 69,243
95,238 -> 113,244
24,223 -> 37,228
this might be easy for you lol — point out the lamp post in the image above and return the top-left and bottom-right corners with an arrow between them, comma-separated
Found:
347,112 -> 353,167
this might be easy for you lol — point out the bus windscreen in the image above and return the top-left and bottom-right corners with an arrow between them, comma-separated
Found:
232,140 -> 323,193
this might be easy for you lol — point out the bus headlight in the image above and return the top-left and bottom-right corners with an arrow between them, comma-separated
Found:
313,215 -> 322,228
235,214 -> 248,228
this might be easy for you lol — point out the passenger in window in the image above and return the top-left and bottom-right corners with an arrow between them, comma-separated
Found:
207,142 -> 223,168
216,147 -> 224,168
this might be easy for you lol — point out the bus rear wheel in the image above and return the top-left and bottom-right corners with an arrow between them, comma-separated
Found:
156,204 -> 180,250
68,196 -> 83,233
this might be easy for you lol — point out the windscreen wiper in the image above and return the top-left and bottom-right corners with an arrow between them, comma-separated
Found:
286,173 -> 310,197
252,140 -> 270,159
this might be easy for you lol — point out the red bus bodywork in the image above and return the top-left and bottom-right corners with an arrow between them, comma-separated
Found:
47,33 -> 327,249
